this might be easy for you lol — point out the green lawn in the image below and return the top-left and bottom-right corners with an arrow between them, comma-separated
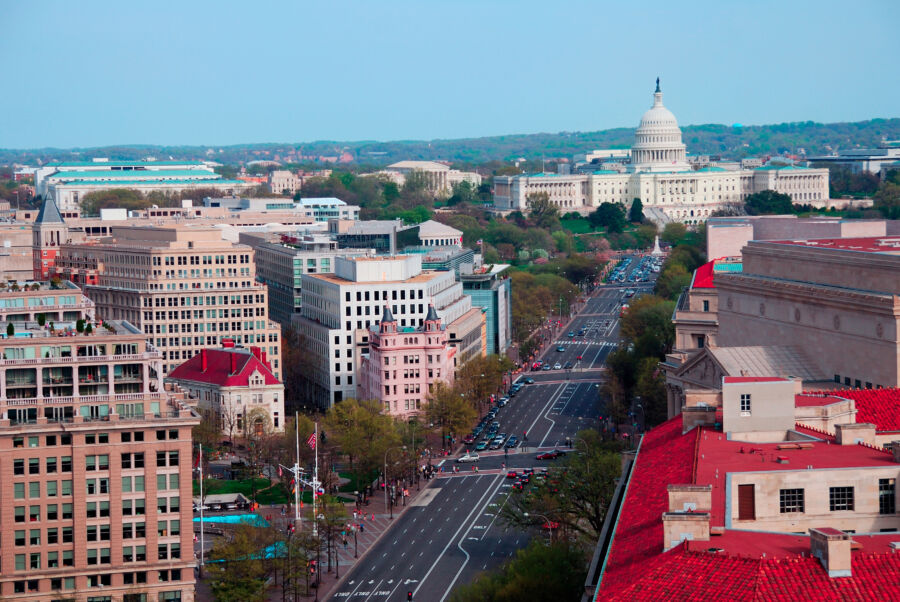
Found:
561,218 -> 596,234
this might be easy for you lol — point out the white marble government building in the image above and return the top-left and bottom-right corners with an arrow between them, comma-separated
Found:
493,80 -> 829,224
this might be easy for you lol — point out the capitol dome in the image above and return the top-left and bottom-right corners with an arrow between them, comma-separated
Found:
630,79 -> 689,172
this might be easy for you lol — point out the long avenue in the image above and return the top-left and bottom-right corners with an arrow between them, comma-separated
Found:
330,258 -> 652,601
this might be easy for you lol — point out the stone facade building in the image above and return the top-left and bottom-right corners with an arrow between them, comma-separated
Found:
494,81 -> 830,224
49,225 -> 281,377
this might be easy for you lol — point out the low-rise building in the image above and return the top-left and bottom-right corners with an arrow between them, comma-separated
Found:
167,340 -> 285,436
358,305 -> 455,417
591,377 -> 900,601
34,159 -> 254,213
382,161 -> 482,197
267,170 -> 301,196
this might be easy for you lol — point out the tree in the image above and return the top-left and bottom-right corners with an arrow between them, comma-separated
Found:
660,222 -> 688,246
447,180 -> 478,206
744,189 -> 793,215
628,198 -> 644,223
6,322 -> 13,337
588,203 -> 626,233
874,182 -> 900,219
80,188 -> 154,215
448,540 -> 587,602
193,409 -> 221,451
426,381 -> 476,447
526,192 -> 560,229
76,319 -> 85,333
206,524 -> 272,602
84,323 -> 93,334
324,398 -> 400,490
37,313 -> 46,327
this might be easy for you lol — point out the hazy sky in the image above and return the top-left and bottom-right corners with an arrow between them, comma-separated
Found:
2,0 -> 897,149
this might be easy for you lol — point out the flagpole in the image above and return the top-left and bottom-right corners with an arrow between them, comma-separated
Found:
294,412 -> 301,528
312,421 -> 319,537
199,442 -> 204,575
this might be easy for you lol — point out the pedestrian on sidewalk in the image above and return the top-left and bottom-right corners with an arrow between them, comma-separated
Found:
371,513 -> 375,521
360,522 -> 364,534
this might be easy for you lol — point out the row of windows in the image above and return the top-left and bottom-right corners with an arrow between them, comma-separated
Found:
143,293 -> 264,308
833,374 -> 883,390
11,575 -> 182,598
347,289 -> 424,302
12,430 -> 155,448
13,480 -> 73,499
778,481 -> 895,514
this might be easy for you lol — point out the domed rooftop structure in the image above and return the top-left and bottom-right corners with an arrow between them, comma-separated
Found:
629,78 -> 690,173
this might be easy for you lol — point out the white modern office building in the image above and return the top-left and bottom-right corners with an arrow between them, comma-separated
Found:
294,254 -> 483,408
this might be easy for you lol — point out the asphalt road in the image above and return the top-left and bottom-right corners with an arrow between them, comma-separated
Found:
330,257 -> 660,601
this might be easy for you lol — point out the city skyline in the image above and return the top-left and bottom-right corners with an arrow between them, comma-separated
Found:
1,0 -> 898,149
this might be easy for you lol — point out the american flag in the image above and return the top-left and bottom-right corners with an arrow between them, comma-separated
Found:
477,239 -> 483,245
306,432 -> 317,450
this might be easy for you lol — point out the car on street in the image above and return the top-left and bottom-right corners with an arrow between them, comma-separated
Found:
475,441 -> 489,451
463,434 -> 475,444
556,346 -> 566,352
524,377 -> 534,384
551,449 -> 568,457
564,361 -> 572,369
456,453 -> 479,463
523,467 -> 535,475
567,331 -> 575,337
542,364 -> 552,371
505,436 -> 519,448
553,362 -> 562,370
497,398 -> 507,407
536,451 -> 561,460
506,470 -> 519,479
489,440 -> 503,450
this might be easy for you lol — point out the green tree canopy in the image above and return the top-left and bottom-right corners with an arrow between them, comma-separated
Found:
628,198 -> 644,223
745,189 -> 793,215
588,202 -> 627,233
874,182 -> 900,219
527,191 -> 560,230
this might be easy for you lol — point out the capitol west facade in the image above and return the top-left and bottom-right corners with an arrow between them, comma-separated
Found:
493,82 -> 829,224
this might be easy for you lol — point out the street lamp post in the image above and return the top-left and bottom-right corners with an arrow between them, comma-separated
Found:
524,512 -> 555,544
384,446 -> 406,520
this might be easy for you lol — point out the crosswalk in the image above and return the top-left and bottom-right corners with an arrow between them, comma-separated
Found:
551,340 -> 616,348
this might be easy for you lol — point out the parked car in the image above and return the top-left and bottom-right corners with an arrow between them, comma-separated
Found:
553,363 -> 562,370
463,434 -> 475,444
556,346 -> 566,352
524,377 -> 534,384
475,441 -> 489,451
506,470 -> 519,479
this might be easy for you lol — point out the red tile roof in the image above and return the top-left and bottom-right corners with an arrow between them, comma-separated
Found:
818,387 -> 900,432
724,376 -> 790,384
795,393 -> 848,407
167,347 -> 280,388
596,418 -> 900,601
607,544 -> 900,601
598,417 -> 698,594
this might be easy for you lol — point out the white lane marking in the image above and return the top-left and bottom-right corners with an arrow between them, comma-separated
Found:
413,474 -> 504,599
438,474 -> 509,602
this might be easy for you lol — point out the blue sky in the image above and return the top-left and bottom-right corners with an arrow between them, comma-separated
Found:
1,0 -> 897,149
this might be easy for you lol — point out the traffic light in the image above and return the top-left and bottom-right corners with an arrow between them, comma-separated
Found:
407,592 -> 413,601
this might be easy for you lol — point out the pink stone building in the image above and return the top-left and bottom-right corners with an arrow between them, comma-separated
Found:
358,305 -> 455,418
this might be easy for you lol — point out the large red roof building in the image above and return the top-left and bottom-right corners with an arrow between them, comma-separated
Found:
167,340 -> 284,437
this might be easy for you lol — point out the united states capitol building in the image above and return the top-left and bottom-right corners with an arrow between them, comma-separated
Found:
493,81 -> 829,224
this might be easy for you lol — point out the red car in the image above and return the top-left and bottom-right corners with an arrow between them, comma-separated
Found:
463,435 -> 475,444
576,355 -> 583,361
536,451 -> 559,460
506,470 -> 519,479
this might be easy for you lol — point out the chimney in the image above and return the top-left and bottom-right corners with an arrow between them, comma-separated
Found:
892,441 -> 900,463
201,349 -> 208,372
662,511 -> 710,551
834,423 -> 876,446
667,484 -> 711,512
230,352 -> 238,375
251,346 -> 261,360
809,528 -> 852,578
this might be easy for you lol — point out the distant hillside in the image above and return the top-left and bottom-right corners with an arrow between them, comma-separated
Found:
3,118 -> 899,168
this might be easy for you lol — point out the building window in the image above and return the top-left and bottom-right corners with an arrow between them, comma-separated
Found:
879,478 -> 896,515
829,486 -> 854,512
702,300 -> 710,312
740,394 -> 751,415
779,488 -> 805,513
